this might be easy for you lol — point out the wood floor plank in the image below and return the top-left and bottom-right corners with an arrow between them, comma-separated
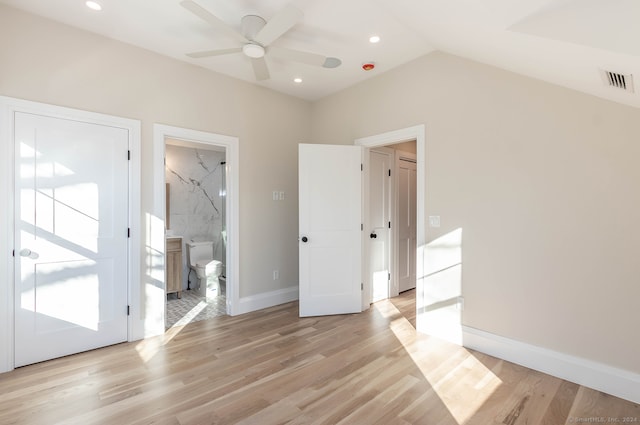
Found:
0,289 -> 638,424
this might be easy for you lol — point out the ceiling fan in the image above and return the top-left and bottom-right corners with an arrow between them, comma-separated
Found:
180,0 -> 342,81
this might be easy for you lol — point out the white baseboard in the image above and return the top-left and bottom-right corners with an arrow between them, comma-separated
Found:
235,286 -> 299,316
462,326 -> 640,404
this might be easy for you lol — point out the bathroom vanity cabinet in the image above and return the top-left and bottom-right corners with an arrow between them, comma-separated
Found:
166,236 -> 183,299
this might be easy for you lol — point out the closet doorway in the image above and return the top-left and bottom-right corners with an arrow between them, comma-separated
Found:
367,142 -> 417,303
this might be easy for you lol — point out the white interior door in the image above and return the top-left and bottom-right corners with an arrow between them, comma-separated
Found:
299,144 -> 362,317
14,112 -> 129,367
397,155 -> 417,292
369,149 -> 392,302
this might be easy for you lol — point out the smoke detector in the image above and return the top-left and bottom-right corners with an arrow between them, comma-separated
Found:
362,62 -> 375,71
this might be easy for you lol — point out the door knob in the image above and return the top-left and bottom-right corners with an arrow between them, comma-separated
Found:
301,236 -> 308,243
370,233 -> 377,239
19,248 -> 38,259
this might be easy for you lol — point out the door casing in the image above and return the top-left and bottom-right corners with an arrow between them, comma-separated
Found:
355,125 -> 428,332
153,124 -> 239,321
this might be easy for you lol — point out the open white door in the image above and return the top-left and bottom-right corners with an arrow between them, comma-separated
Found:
299,144 -> 362,317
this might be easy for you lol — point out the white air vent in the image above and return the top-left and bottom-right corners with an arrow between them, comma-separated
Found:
600,69 -> 634,93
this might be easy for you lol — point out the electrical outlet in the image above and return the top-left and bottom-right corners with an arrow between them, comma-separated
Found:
273,270 -> 279,280
272,191 -> 278,201
279,191 -> 285,200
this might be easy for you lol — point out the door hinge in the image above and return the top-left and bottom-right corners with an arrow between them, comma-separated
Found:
127,150 -> 131,160
388,272 -> 391,281
388,221 -> 391,229
361,282 -> 364,290
12,249 -> 15,257
361,223 -> 363,231
388,169 -> 391,177
127,228 -> 131,238
361,163 -> 363,171
127,305 -> 130,316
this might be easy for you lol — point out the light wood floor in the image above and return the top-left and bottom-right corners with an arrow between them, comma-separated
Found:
1,290 -> 638,425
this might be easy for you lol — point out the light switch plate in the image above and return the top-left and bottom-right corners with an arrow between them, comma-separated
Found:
429,216 -> 441,228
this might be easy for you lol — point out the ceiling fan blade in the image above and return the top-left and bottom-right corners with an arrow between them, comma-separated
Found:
253,4 -> 303,46
268,46 -> 326,67
251,57 -> 270,81
181,0 -> 247,44
186,47 -> 243,58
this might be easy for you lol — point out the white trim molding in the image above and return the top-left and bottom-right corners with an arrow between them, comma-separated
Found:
463,326 -> 640,404
354,123 -> 425,260
236,286 -> 299,316
355,125 -> 428,332
153,124 -> 240,326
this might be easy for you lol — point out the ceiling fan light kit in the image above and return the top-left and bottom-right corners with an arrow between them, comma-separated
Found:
180,0 -> 342,81
242,43 -> 265,59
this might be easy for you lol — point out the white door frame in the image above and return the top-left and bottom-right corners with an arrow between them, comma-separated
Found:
153,124 -> 239,318
355,125 -> 426,330
0,96 -> 141,373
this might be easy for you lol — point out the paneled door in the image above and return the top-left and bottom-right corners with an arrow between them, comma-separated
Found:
14,111 -> 129,367
397,155 -> 417,292
369,149 -> 392,302
298,144 -> 362,317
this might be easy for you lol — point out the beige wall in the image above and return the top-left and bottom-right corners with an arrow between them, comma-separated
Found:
3,3 -> 640,378
311,52 -> 640,374
0,5 -> 308,304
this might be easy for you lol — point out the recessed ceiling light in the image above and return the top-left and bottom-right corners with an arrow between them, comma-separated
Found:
294,78 -> 302,84
369,35 -> 381,44
322,57 -> 342,69
85,1 -> 102,11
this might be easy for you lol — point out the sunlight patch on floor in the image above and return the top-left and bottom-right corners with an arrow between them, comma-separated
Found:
170,299 -> 209,328
135,299 -> 209,363
374,300 -> 502,424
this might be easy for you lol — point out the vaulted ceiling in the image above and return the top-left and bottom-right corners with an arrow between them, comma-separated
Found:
3,0 -> 639,107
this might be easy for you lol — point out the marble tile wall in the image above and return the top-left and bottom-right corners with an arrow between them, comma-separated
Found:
166,144 -> 226,289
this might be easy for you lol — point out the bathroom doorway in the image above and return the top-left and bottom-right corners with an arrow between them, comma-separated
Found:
164,139 -> 227,328
153,124 -> 239,334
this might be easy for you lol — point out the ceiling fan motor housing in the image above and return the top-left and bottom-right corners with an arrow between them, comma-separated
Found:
241,15 -> 267,40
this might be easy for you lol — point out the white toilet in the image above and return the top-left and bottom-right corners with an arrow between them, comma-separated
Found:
186,240 -> 223,299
